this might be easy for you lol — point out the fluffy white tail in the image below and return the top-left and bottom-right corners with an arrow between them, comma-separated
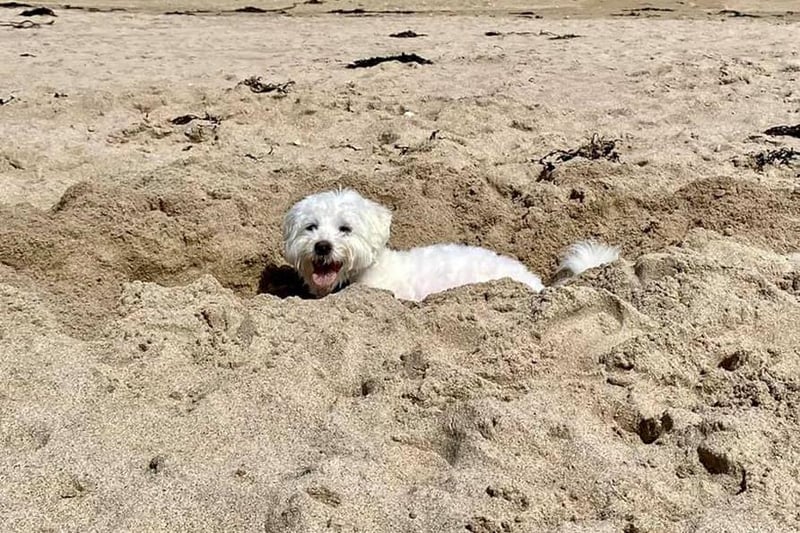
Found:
557,240 -> 620,277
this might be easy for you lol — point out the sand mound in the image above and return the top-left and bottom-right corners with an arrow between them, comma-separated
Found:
1,3 -> 799,532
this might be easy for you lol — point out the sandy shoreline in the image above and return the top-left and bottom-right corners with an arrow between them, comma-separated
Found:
3,0 -> 800,16
1,2 -> 799,531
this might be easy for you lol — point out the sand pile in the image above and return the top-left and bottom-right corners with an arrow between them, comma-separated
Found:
1,3 -> 799,531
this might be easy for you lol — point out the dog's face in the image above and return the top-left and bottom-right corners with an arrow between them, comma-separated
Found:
282,189 -> 392,297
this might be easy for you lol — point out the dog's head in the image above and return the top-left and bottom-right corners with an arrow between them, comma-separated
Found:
282,188 -> 392,297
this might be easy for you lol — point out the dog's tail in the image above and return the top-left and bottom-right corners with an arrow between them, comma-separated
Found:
552,240 -> 620,285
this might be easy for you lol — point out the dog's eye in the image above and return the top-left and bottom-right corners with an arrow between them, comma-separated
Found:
305,224 -> 318,232
339,225 -> 352,234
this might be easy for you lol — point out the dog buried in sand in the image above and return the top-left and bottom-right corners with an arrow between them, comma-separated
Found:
282,188 -> 620,301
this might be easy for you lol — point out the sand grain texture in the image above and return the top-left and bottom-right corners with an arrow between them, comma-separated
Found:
1,2 -> 799,532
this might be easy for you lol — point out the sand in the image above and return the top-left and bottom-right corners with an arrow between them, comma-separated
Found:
1,1 -> 799,531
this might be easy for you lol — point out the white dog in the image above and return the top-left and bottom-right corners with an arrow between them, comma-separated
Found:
282,188 -> 619,301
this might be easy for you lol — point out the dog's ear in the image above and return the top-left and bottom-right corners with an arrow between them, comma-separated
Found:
282,203 -> 301,243
363,198 -> 392,250
282,201 -> 310,267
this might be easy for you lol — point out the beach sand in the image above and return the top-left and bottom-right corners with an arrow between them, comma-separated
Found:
1,1 -> 799,531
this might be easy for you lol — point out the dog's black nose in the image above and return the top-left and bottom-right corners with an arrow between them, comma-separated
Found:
314,240 -> 332,256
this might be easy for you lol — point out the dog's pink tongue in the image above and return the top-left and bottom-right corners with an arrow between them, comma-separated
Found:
312,270 -> 339,288
312,261 -> 342,291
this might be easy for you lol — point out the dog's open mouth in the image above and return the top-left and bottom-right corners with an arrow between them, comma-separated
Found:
311,260 -> 343,290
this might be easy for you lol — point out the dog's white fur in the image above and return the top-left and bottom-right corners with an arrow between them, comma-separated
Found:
283,188 -> 619,301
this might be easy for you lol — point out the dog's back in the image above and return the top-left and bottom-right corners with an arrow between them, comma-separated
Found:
358,244 -> 545,301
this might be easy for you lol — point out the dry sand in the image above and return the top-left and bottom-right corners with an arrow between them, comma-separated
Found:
1,1 -> 800,531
